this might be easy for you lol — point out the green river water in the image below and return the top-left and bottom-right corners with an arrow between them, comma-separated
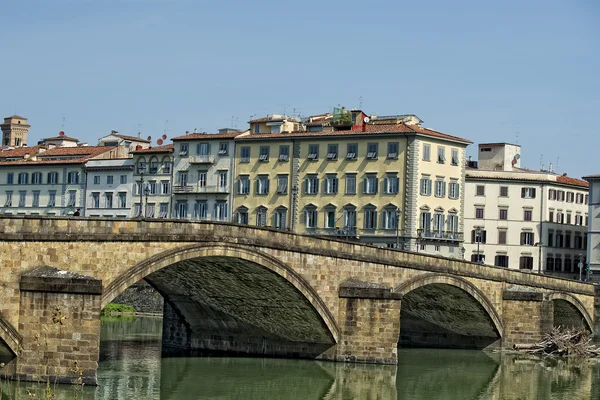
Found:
2,316 -> 600,399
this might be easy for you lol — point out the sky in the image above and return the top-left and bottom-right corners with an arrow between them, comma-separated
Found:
1,0 -> 599,178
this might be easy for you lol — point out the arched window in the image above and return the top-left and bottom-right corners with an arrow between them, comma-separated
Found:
256,206 -> 268,227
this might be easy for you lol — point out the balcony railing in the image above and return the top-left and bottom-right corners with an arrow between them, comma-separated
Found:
188,155 -> 215,164
173,184 -> 230,194
418,229 -> 463,241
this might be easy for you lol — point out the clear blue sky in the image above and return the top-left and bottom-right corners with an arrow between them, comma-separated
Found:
2,0 -> 598,177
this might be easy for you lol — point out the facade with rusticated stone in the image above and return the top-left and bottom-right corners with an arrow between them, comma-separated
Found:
0,215 -> 597,386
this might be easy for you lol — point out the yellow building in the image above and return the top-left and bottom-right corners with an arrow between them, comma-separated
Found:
233,114 -> 471,255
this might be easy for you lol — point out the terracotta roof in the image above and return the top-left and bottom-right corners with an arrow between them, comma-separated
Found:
171,132 -> 242,141
43,135 -> 79,142
0,146 -> 116,166
0,146 -> 43,158
248,116 -> 287,123
237,123 -> 471,144
37,146 -> 114,158
556,175 -> 589,188
130,144 -> 174,154
111,134 -> 151,143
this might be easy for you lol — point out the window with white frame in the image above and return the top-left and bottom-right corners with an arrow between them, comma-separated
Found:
566,192 -> 574,202
423,143 -> 431,161
48,191 -> 56,207
327,144 -> 338,160
308,144 -> 319,160
387,142 -> 399,159
305,175 -> 319,194
161,180 -> 170,194
198,172 -> 207,188
47,172 -> 58,184
179,143 -> 189,156
274,207 -> 287,230
238,175 -> 250,194
434,179 -> 446,198
148,181 -> 157,195
278,145 -> 289,161
449,181 -> 460,199
256,206 -> 268,227
521,187 -> 536,199
237,207 -> 248,224
382,207 -> 398,230
447,214 -> 459,233
18,172 -> 28,185
259,146 -> 270,161
420,211 -> 431,231
305,206 -> 318,229
219,171 -> 227,189
324,206 -> 336,229
437,146 -> 446,163
451,148 -> 459,165
91,192 -> 100,208
520,231 -> 535,245
325,174 -> 338,194
433,213 -> 445,232
194,201 -> 207,220
385,173 -> 399,194
548,189 -> 557,200
366,143 -> 378,159
343,206 -> 357,229
346,174 -> 357,195
420,177 -> 432,196
178,172 -> 188,186
346,143 -> 358,159
363,174 -> 378,194
277,175 -> 288,194
214,201 -> 228,221
32,191 -> 40,207
18,191 -> 26,207
175,201 -> 188,219
32,172 -> 42,185
364,206 -> 377,230
68,190 -> 76,207
4,191 -> 12,207
256,175 -> 270,195
218,142 -> 228,155
118,192 -> 127,208
197,142 -> 210,156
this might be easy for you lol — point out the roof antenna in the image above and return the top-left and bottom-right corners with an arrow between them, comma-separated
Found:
515,130 -> 519,144
163,120 -> 170,136
555,157 -> 559,173
359,95 -> 363,109
231,116 -> 239,128
60,113 -> 68,130
137,124 -> 143,138
540,153 -> 543,171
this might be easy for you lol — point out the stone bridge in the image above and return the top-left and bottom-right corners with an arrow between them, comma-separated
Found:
0,216 -> 597,386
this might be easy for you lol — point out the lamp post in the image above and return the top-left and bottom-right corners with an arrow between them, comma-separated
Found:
144,185 -> 150,218
535,242 -> 543,274
138,164 -> 145,218
476,227 -> 482,264
461,247 -> 465,260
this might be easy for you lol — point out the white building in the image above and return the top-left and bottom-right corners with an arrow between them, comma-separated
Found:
583,174 -> 600,280
464,143 -> 589,279
171,130 -> 241,221
84,159 -> 135,218
0,141 -> 121,217
97,131 -> 151,150
131,145 -> 174,218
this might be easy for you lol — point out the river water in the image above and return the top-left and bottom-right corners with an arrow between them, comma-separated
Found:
2,316 -> 600,399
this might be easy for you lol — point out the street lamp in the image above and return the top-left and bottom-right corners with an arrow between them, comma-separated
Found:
534,242 -> 543,274
461,247 -> 466,260
144,185 -> 150,218
475,227 -> 482,264
395,209 -> 403,250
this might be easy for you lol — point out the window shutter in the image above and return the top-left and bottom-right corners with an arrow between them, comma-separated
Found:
482,231 -> 487,244
521,188 -> 526,198
265,179 -> 270,193
471,230 -> 475,243
304,178 -> 309,194
315,179 -> 319,194
256,179 -> 260,194
532,188 -> 536,198
442,182 -> 446,197
456,183 -> 460,198
207,143 -> 211,154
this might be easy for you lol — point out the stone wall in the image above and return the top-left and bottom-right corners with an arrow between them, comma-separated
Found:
110,280 -> 163,314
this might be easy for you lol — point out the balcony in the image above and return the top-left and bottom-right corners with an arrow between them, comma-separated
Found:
418,229 -> 463,241
189,155 -> 215,164
173,184 -> 230,194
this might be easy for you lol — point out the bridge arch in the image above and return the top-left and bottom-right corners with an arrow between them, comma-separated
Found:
394,273 -> 504,338
547,292 -> 594,332
102,242 -> 340,342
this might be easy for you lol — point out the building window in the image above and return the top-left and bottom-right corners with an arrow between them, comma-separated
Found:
363,174 -> 378,194
555,256 -> 562,272
548,231 -> 554,247
384,173 -> 399,194
256,175 -> 270,195
254,124 -> 260,134
179,143 -> 189,156
256,206 -> 268,227
555,232 -> 564,248
259,146 -> 270,162
31,172 -> 42,185
451,148 -> 459,166
305,206 -> 318,229
556,212 -> 564,224
215,202 -> 228,220
433,213 -> 445,233
364,206 -> 377,230
161,180 -> 170,194
471,229 -> 487,243
383,207 -> 398,230
274,207 -> 287,230
520,232 -> 535,245
67,172 -> 79,184
471,254 -> 485,263
325,174 -> 338,194
546,256 -> 555,271
278,145 -> 289,161
549,211 -> 554,222
521,187 -> 536,199
240,146 -> 250,162
423,144 -> 431,161
120,175 -> 127,184
324,207 -> 336,229
175,201 -> 188,219
557,190 -> 565,201
346,143 -> 358,159
6,173 -> 13,184
565,232 -> 571,248
236,207 -> 248,224
448,182 -> 460,199
327,144 -> 338,160
447,214 -> 459,233
106,175 -> 113,185
524,210 -> 533,221
238,175 -> 250,195
18,172 -> 28,185
519,257 -> 534,270
47,172 -> 58,185
475,207 -> 484,219
437,146 -> 446,163
305,174 -> 319,194
476,185 -> 485,196
420,211 -> 432,231
495,255 -> 509,268
219,171 -> 227,189
434,180 -> 446,198
4,191 -> 12,207
366,143 -> 378,159
145,202 -> 155,218
500,186 -> 509,197
91,192 -> 100,208
178,172 -> 188,186
420,177 -> 432,196
308,144 -> 319,160
277,175 -> 288,194
68,190 -> 77,207
94,176 -> 100,185
343,206 -> 357,230
271,124 -> 281,134
219,142 -> 229,155
566,192 -> 574,203
18,191 -> 26,207
566,213 -> 572,224
194,201 -> 207,220
118,192 -> 127,208
387,142 -> 399,159
48,191 -> 56,207
346,174 -> 357,195
105,192 -> 113,208
499,209 -> 508,220
498,230 -> 507,245
196,143 -> 210,156
32,191 -> 40,208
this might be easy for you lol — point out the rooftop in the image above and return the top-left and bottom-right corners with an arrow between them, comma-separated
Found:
130,144 -> 174,154
171,132 -> 243,141
0,146 -> 116,166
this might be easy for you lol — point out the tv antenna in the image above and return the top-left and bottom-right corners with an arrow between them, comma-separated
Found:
515,131 -> 519,144
60,113 -> 68,130
163,120 -> 171,136
359,96 -> 363,109
231,116 -> 239,128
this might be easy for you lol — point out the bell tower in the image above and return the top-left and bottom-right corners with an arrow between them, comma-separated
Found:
1,115 -> 30,147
